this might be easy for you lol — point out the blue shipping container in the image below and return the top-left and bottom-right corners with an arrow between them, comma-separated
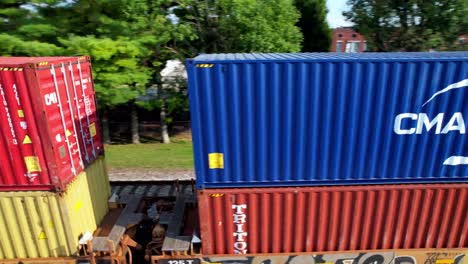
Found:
187,52 -> 468,189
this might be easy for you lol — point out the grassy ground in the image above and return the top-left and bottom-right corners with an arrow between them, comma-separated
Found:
104,140 -> 194,170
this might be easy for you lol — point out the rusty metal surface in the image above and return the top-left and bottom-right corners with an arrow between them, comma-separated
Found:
0,256 -> 126,264
92,195 -> 145,253
198,184 -> 468,255
152,248 -> 468,264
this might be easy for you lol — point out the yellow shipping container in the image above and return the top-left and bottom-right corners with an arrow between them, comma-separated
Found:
0,157 -> 110,259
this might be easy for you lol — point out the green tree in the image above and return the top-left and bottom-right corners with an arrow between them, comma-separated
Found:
295,0 -> 332,51
138,85 -> 189,144
49,0 -> 196,143
178,0 -> 303,54
344,0 -> 467,51
59,36 -> 152,143
0,0 -> 306,144
108,0 -> 195,143
0,0 -> 63,55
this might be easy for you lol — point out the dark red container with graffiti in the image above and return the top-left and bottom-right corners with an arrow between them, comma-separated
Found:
198,184 -> 468,255
0,56 -> 103,191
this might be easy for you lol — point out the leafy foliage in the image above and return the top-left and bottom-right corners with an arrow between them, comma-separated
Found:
0,0 -> 63,55
0,34 -> 63,55
177,0 -> 303,53
1,0 -> 465,143
59,36 -> 152,108
344,0 -> 467,51
1,0 -> 304,109
295,0 -> 332,51
48,0 -> 196,109
138,89 -> 189,124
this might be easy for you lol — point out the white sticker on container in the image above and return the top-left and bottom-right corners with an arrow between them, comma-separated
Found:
20,121 -> 27,129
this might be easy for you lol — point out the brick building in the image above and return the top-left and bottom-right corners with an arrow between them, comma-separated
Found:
331,27 -> 367,52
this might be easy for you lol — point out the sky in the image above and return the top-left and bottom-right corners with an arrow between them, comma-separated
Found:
326,0 -> 353,28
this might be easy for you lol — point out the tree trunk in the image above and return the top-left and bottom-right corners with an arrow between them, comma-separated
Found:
130,102 -> 140,144
102,108 -> 111,144
160,99 -> 171,144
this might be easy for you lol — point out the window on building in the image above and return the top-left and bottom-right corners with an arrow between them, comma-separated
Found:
336,41 -> 343,52
345,42 -> 360,53
352,34 -> 357,38
338,34 -> 343,38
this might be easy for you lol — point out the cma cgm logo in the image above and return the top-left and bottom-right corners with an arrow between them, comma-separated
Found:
393,79 -> 467,165
394,112 -> 465,135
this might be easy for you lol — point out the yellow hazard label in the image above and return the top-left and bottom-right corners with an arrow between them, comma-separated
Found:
66,129 -> 72,137
436,260 -> 454,264
38,231 -> 47,240
196,64 -> 214,68
89,122 -> 96,137
0,68 -> 22,71
18,110 -> 24,117
208,153 -> 224,169
74,200 -> 83,212
210,194 -> 225,197
23,135 -> 32,144
24,156 -> 42,172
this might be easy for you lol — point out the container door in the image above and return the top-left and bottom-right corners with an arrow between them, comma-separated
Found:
35,63 -> 84,187
67,58 -> 103,167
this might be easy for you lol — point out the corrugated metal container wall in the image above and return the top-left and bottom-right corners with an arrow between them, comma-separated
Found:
198,184 -> 468,255
0,66 -> 50,187
0,156 -> 110,259
187,52 -> 468,189
0,57 -> 103,191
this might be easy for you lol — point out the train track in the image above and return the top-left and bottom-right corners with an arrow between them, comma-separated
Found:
110,180 -> 195,199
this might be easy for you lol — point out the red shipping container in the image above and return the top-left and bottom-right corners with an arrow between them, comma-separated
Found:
198,184 -> 468,255
0,56 -> 103,191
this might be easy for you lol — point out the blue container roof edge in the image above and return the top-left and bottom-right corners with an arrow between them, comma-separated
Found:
189,52 -> 468,63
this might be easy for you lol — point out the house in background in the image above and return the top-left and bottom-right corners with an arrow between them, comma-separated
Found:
331,27 -> 367,52
457,34 -> 467,49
